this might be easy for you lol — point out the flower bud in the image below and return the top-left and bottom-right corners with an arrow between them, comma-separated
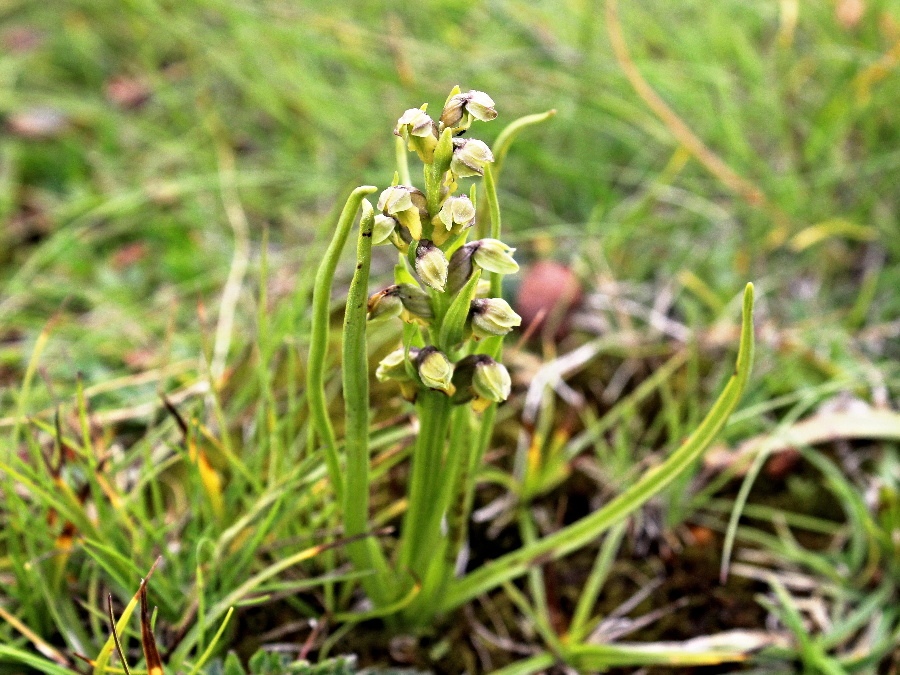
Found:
472,238 -> 519,275
472,358 -> 512,406
437,195 -> 476,232
450,138 -> 494,178
447,242 -> 477,295
395,107 -> 439,162
440,90 -> 497,130
469,297 -> 522,339
451,354 -> 511,410
397,283 -> 433,320
415,346 -> 454,394
367,286 -> 403,321
415,240 -> 448,291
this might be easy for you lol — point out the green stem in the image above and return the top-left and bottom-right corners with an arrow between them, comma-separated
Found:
491,109 -> 557,179
482,164 -> 503,297
396,390 -> 453,578
405,403 -> 472,618
307,186 -> 377,502
395,135 -> 412,186
439,284 -> 755,612
342,205 -> 391,605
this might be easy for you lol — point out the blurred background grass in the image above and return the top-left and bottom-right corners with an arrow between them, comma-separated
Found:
2,0 -> 898,408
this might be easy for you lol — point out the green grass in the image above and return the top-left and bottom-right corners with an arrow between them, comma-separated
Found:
1,0 -> 898,672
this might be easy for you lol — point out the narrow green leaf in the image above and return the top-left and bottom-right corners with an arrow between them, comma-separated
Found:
440,284 -> 755,611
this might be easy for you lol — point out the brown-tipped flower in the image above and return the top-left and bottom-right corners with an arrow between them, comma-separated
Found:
415,346 -> 454,394
395,107 -> 438,163
450,138 -> 494,178
437,195 -> 476,233
377,185 -> 428,241
451,354 -> 511,410
415,240 -> 448,291
367,286 -> 403,322
439,90 -> 498,130
397,283 -> 433,320
469,297 -> 522,339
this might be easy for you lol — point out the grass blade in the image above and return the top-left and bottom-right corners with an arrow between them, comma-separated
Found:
441,283 -> 755,612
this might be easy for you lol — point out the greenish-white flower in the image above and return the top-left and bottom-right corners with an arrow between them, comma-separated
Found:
437,195 -> 476,232
395,107 -> 438,162
415,347 -> 454,394
472,358 -> 512,403
415,240 -> 448,291
440,90 -> 498,129
450,138 -> 494,178
377,185 -> 427,241
470,297 -> 522,339
373,214 -> 397,245
472,238 -> 519,275
376,348 -> 411,382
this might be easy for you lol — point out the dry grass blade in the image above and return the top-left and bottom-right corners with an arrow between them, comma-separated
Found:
705,404 -> 900,475
140,583 -> 164,675
106,595 -> 132,675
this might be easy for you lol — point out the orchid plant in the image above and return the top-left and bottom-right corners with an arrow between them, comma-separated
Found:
307,87 -> 755,634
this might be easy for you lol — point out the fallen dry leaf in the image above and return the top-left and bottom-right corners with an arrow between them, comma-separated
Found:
705,399 -> 900,475
6,107 -> 68,139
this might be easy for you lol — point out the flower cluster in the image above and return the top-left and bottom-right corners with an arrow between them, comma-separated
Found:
368,88 -> 521,409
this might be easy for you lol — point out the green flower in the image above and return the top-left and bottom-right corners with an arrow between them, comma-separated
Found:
440,90 -> 498,129
367,287 -> 403,322
447,243 -> 477,294
450,138 -> 494,178
395,107 -> 438,162
367,284 -> 432,323
472,238 -> 519,275
415,347 -> 454,394
469,297 -> 522,339
397,283 -> 433,321
437,195 -> 476,232
415,240 -> 448,291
